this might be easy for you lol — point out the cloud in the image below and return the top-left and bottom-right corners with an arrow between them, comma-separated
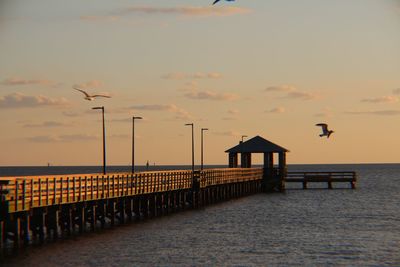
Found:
62,111 -> 81,117
314,108 -> 333,118
222,117 -> 238,121
285,91 -> 318,100
73,80 -> 103,89
344,110 -> 400,116
80,16 -> 119,22
1,77 -> 61,87
131,104 -> 192,120
184,90 -> 238,101
27,134 -> 98,143
114,6 -> 251,17
361,96 -> 398,104
266,107 -> 285,114
228,109 -> 239,115
162,72 -> 222,80
265,85 -> 318,100
392,88 -> 400,95
23,121 -> 72,128
0,93 -> 69,109
265,85 -> 295,92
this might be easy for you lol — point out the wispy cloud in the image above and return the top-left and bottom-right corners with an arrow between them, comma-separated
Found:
314,107 -> 333,118
184,90 -> 238,101
27,134 -> 98,143
0,93 -> 69,109
361,96 -> 398,104
392,88 -> 400,95
1,77 -> 61,87
80,16 -> 119,22
285,91 -> 318,100
113,6 -> 251,17
62,111 -> 81,117
345,110 -> 400,116
265,85 -> 296,92
266,107 -> 285,114
265,85 -> 318,100
80,6 -> 250,23
23,121 -> 73,128
162,72 -> 222,80
131,104 -> 192,120
73,80 -> 103,89
222,117 -> 239,121
227,109 -> 239,115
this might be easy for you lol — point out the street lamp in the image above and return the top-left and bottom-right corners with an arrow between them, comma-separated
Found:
92,106 -> 106,174
241,135 -> 248,142
185,123 -> 194,173
132,116 -> 143,173
201,128 -> 209,170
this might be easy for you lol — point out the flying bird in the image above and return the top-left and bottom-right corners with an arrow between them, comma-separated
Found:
212,0 -> 235,5
73,86 -> 111,101
316,123 -> 334,138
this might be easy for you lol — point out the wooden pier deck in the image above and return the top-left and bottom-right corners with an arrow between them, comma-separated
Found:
285,171 -> 357,189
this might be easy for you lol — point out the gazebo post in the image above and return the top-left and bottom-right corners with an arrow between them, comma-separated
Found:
241,153 -> 251,168
278,152 -> 287,191
228,153 -> 238,168
263,152 -> 274,192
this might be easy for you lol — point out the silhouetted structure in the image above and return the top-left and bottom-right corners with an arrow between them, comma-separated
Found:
225,135 -> 289,191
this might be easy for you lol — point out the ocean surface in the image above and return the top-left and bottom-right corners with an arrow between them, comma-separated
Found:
1,164 -> 400,266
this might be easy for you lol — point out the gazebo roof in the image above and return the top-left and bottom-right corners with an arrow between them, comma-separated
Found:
225,135 -> 289,153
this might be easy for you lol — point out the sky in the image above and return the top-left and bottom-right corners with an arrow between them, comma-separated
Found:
0,0 -> 400,166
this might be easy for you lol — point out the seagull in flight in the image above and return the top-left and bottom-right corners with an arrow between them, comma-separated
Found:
316,123 -> 334,138
73,86 -> 111,101
212,0 -> 235,5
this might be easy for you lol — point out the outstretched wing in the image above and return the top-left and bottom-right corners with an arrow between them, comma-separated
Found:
73,87 -> 90,97
92,94 -> 111,98
316,123 -> 328,133
212,0 -> 221,4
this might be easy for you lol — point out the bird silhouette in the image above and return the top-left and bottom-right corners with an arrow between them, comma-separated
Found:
73,86 -> 111,101
212,0 -> 235,5
316,123 -> 334,138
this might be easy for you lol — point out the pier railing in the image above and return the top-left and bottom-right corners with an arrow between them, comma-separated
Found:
0,168 -> 264,213
286,171 -> 357,189
201,168 -> 263,187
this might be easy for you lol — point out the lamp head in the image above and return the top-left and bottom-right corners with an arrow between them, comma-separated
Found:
92,106 -> 104,110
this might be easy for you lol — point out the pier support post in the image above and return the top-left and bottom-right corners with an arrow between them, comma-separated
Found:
0,220 -> 4,251
13,215 -> 21,249
21,212 -> 30,246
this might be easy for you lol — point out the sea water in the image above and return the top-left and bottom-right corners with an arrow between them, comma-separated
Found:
1,164 -> 399,266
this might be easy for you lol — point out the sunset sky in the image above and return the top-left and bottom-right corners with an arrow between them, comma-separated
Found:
1,0 -> 399,166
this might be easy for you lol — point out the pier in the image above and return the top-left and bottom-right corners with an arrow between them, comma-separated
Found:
0,136 -> 357,254
0,168 -> 269,252
286,171 -> 357,189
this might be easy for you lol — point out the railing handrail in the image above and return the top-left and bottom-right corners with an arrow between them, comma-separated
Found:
0,168 -> 264,213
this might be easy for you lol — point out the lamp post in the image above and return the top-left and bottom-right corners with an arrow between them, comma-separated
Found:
185,123 -> 194,173
201,128 -> 209,170
241,135 -> 248,142
132,116 -> 143,173
92,106 -> 106,174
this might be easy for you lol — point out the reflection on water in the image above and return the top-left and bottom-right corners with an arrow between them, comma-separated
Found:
2,164 -> 400,266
